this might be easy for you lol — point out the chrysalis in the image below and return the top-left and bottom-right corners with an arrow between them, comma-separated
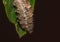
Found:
13,0 -> 34,33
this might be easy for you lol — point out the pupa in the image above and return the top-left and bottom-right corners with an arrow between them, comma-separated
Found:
13,0 -> 34,33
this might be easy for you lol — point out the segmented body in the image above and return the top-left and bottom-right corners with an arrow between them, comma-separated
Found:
13,0 -> 34,33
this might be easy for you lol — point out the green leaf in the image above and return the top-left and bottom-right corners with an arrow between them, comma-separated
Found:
3,0 -> 17,24
15,23 -> 26,38
3,0 -> 27,38
3,0 -> 35,38
29,0 -> 35,10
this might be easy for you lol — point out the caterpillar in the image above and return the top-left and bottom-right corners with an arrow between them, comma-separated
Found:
13,0 -> 34,33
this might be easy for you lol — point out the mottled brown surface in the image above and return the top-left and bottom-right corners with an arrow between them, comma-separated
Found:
13,0 -> 34,33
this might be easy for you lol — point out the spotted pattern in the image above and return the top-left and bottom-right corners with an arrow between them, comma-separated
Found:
13,0 -> 34,33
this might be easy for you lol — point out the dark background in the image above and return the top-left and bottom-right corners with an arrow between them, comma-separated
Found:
0,0 -> 60,42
